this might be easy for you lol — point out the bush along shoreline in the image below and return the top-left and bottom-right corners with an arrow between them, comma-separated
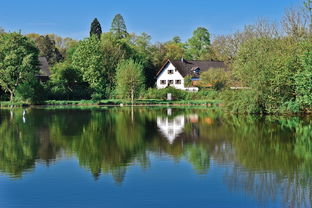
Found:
0,99 -> 222,108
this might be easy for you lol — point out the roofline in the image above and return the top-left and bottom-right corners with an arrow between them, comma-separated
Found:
155,59 -> 171,78
155,59 -> 226,79
170,59 -> 224,63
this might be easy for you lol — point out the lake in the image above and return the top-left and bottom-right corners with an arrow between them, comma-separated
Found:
0,107 -> 311,208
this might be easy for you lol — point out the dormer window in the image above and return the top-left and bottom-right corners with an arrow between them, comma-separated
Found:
168,70 -> 174,74
193,67 -> 200,75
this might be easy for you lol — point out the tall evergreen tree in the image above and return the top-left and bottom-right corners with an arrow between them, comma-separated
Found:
90,18 -> 102,39
110,14 -> 128,39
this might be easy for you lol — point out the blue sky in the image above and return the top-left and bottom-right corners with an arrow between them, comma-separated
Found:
0,0 -> 300,42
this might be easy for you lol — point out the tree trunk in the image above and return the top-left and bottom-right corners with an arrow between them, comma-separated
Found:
10,91 -> 14,102
131,88 -> 134,105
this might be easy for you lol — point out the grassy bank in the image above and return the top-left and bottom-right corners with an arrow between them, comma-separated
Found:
0,99 -> 222,107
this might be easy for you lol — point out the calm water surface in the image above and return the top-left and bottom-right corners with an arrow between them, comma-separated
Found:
0,107 -> 311,208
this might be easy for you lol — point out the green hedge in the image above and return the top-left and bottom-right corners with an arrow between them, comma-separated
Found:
141,87 -> 220,101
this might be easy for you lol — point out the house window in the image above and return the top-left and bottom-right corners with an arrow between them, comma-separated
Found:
168,70 -> 174,74
175,80 -> 181,84
168,80 -> 174,85
160,80 -> 166,85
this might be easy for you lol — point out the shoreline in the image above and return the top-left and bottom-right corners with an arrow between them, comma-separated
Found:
0,99 -> 222,108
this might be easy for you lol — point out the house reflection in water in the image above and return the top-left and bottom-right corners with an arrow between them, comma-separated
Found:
157,108 -> 200,144
157,115 -> 185,144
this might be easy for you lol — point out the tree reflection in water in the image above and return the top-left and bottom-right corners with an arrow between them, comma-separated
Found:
0,107 -> 311,207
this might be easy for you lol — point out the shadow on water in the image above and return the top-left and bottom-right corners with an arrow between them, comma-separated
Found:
0,107 -> 311,207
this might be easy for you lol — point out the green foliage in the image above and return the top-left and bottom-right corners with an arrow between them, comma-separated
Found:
15,79 -> 45,103
186,27 -> 211,60
226,37 -> 306,114
33,35 -> 63,65
90,18 -> 102,39
200,68 -> 229,91
115,59 -> 145,100
222,89 -> 264,114
49,62 -> 90,100
110,14 -> 128,39
72,37 -> 110,98
141,87 -> 219,101
142,87 -> 188,100
172,36 -> 182,43
184,75 -> 193,87
164,42 -> 185,60
295,45 -> 312,110
0,32 -> 40,101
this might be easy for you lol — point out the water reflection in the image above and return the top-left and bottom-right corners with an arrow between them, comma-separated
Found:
157,115 -> 185,144
0,107 -> 311,207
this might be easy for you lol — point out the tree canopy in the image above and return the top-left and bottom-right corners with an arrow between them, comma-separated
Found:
90,18 -> 102,39
115,59 -> 145,101
110,14 -> 128,39
72,36 -> 107,98
186,27 -> 211,60
0,32 -> 39,101
33,35 -> 63,65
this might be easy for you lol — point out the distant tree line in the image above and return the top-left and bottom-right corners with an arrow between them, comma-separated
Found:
1,0 -> 312,114
0,13 -> 214,102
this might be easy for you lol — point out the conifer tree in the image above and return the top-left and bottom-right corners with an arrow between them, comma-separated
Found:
90,18 -> 102,39
110,14 -> 128,39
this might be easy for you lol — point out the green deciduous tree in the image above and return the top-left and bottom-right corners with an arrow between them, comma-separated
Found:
110,14 -> 128,39
184,75 -> 193,87
15,78 -> 45,103
186,27 -> 211,60
200,68 -> 229,91
172,36 -> 182,44
164,42 -> 185,60
295,43 -> 312,110
90,18 -> 102,39
50,62 -> 90,100
100,32 -> 127,93
72,36 -> 107,98
226,37 -> 305,114
0,32 -> 40,101
115,59 -> 145,102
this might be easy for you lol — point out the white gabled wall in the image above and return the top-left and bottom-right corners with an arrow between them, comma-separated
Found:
156,62 -> 198,91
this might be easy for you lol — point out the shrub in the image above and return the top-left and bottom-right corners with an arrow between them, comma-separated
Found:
141,87 -> 220,101
200,68 -> 229,91
15,80 -> 45,104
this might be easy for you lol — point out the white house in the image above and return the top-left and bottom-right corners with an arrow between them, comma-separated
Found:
155,58 -> 225,91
